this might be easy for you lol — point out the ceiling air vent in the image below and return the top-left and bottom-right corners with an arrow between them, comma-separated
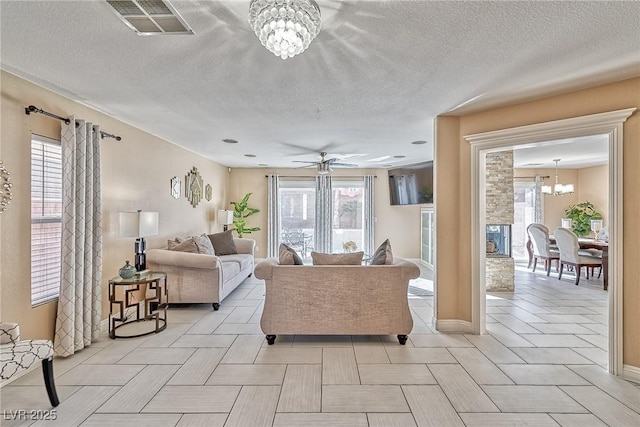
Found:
106,0 -> 194,35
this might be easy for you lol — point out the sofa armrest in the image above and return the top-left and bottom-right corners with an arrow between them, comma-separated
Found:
147,249 -> 221,270
254,258 -> 279,280
234,238 -> 255,256
393,258 -> 421,281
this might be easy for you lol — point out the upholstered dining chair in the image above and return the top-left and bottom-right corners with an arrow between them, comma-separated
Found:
554,228 -> 602,286
527,224 -> 560,276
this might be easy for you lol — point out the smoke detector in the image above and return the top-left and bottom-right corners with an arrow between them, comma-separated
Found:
106,0 -> 193,35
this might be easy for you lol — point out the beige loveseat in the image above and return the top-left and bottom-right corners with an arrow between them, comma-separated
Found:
147,238 -> 255,310
254,257 -> 420,344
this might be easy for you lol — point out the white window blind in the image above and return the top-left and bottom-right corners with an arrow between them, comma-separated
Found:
31,135 -> 62,306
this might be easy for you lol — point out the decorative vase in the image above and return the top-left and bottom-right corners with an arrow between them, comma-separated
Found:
118,260 -> 136,279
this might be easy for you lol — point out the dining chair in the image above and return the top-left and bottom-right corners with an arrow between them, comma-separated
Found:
554,227 -> 602,286
527,224 -> 560,276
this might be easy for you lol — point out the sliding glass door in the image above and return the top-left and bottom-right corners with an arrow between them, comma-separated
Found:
331,181 -> 365,253
513,182 -> 538,260
273,176 -> 374,261
278,180 -> 316,259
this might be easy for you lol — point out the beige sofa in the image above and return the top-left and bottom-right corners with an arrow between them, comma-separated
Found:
254,257 -> 420,344
147,238 -> 255,310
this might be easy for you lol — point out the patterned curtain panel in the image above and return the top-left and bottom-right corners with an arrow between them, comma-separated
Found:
364,175 -> 375,256
54,118 -> 102,357
534,175 -> 543,224
266,174 -> 280,258
314,175 -> 332,253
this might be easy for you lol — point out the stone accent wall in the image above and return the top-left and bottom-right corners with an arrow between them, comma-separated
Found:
486,257 -> 515,291
486,151 -> 514,292
486,152 -> 514,224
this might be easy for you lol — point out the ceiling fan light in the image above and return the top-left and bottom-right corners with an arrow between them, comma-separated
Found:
317,163 -> 331,174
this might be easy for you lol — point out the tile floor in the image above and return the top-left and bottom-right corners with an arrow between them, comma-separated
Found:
2,261 -> 639,426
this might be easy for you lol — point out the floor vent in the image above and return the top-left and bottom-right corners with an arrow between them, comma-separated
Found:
106,0 -> 193,35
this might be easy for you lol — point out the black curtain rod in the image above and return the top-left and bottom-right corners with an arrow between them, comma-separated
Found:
25,105 -> 122,141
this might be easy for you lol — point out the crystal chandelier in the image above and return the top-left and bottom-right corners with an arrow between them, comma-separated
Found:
248,0 -> 321,60
542,159 -> 574,196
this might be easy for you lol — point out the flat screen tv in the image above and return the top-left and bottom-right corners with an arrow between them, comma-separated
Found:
388,161 -> 433,205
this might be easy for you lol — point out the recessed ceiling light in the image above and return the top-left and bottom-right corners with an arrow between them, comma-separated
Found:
393,155 -> 406,158
222,139 -> 238,144
244,154 -> 256,158
411,140 -> 427,145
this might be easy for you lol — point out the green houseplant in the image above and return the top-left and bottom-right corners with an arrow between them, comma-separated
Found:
564,201 -> 603,237
230,192 -> 261,237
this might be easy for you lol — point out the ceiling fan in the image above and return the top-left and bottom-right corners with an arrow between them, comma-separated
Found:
292,152 -> 358,174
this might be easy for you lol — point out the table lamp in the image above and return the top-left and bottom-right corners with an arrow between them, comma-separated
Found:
218,210 -> 234,231
119,210 -> 159,271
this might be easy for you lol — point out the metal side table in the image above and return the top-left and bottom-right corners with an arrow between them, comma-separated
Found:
108,271 -> 168,339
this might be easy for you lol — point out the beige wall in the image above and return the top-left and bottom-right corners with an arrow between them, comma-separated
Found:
228,168 -> 424,259
0,71 -> 230,340
435,77 -> 640,367
578,165 -> 609,226
514,165 -> 608,231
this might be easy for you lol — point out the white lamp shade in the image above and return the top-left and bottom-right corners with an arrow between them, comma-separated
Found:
541,185 -> 552,194
218,210 -> 234,225
563,183 -> 574,193
119,211 -> 159,237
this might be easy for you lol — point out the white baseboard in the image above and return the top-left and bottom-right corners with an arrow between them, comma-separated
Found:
622,364 -> 640,384
434,319 -> 474,333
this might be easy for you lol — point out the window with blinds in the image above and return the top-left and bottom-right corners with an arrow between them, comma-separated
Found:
31,135 -> 62,306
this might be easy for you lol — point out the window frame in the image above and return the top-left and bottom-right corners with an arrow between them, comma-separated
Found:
30,134 -> 63,307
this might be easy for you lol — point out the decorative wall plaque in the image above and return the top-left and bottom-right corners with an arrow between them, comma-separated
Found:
205,184 -> 212,201
170,176 -> 181,199
0,161 -> 13,214
185,167 -> 203,207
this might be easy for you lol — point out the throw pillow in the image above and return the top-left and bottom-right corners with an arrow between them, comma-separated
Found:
193,234 -> 215,255
279,243 -> 304,265
311,251 -> 364,265
370,239 -> 393,265
208,230 -> 238,255
168,237 -> 199,253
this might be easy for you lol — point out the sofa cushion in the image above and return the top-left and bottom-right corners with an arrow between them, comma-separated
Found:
370,239 -> 393,265
208,230 -> 238,255
168,238 -> 199,253
279,243 -> 303,265
218,254 -> 253,271
193,234 -> 215,255
311,251 -> 364,265
221,260 -> 241,280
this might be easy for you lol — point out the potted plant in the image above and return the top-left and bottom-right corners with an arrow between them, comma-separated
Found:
564,201 -> 603,237
230,192 -> 261,237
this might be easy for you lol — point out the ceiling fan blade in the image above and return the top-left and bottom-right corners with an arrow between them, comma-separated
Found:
330,162 -> 358,167
292,160 -> 319,165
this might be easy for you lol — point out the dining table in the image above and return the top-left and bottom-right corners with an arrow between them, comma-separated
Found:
526,236 -> 609,290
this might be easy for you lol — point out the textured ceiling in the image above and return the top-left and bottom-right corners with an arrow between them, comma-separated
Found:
1,1 -> 638,169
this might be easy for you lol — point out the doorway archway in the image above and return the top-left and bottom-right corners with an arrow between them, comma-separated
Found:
465,108 -> 635,376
